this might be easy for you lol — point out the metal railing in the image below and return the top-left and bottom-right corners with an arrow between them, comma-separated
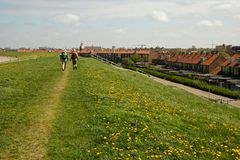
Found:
91,54 -> 121,67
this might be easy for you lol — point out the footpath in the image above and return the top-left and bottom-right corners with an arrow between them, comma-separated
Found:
0,56 -> 17,63
0,56 -> 39,65
17,67 -> 70,160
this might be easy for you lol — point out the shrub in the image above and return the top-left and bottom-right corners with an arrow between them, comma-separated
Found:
122,58 -> 135,67
130,54 -> 141,63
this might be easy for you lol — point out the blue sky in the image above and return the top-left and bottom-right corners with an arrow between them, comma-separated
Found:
0,0 -> 240,49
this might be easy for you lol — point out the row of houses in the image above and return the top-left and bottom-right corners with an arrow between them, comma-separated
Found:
17,49 -> 150,61
16,49 -> 63,53
15,48 -> 239,78
78,49 -> 150,62
221,54 -> 240,77
156,52 -> 240,77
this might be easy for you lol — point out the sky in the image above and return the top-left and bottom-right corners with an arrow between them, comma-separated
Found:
0,0 -> 240,49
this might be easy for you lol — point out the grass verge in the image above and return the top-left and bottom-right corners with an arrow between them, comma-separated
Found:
48,58 -> 240,159
0,53 -> 63,159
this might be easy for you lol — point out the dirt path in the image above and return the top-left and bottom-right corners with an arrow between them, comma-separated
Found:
0,57 -> 39,65
17,68 -> 70,160
0,56 -> 17,63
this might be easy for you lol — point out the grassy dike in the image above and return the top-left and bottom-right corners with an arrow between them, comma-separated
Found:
47,58 -> 240,160
0,53 -> 63,159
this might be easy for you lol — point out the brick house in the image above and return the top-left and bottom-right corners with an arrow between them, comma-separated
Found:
78,49 -> 92,57
158,52 -> 228,75
200,54 -> 226,74
222,54 -> 240,77
92,49 -> 149,62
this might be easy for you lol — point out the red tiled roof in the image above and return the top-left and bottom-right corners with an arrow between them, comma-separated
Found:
229,61 -> 239,67
226,54 -> 240,67
167,56 -> 177,62
114,50 -> 134,54
157,52 -> 239,68
180,53 -> 202,64
178,53 -> 201,64
17,49 -> 33,53
17,49 -> 50,53
175,53 -> 184,62
135,50 -> 150,54
201,54 -> 219,65
210,66 -> 221,75
93,49 -> 150,55
177,53 -> 190,63
159,54 -> 170,60
221,59 -> 230,66
188,53 -> 202,64
95,50 -> 113,54
232,54 -> 240,59
78,49 -> 92,54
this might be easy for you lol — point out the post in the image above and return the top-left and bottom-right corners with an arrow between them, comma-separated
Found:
208,79 -> 211,100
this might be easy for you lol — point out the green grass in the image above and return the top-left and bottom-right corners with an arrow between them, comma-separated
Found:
0,53 -> 239,159
0,51 -> 57,63
47,58 -> 240,159
0,51 -> 32,58
0,52 -> 63,159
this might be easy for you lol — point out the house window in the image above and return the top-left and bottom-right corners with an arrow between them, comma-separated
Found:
234,67 -> 238,76
225,67 -> 229,74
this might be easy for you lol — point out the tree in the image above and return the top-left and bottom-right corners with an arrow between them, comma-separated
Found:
122,58 -> 134,67
130,54 -> 141,63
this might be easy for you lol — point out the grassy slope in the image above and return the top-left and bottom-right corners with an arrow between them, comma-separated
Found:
0,53 -> 62,159
48,58 -> 240,160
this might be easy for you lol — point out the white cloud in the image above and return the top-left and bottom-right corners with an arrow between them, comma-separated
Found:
216,3 -> 234,9
214,0 -> 240,10
1,0 -> 240,48
114,27 -> 128,33
234,15 -> 240,20
197,20 -> 223,27
150,11 -> 169,22
54,32 -> 60,36
54,13 -> 80,25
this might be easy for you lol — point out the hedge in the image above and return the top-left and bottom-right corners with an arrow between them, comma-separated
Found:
137,67 -> 240,99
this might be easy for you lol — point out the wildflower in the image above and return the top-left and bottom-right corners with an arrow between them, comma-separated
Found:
232,148 -> 240,156
96,152 -> 102,156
